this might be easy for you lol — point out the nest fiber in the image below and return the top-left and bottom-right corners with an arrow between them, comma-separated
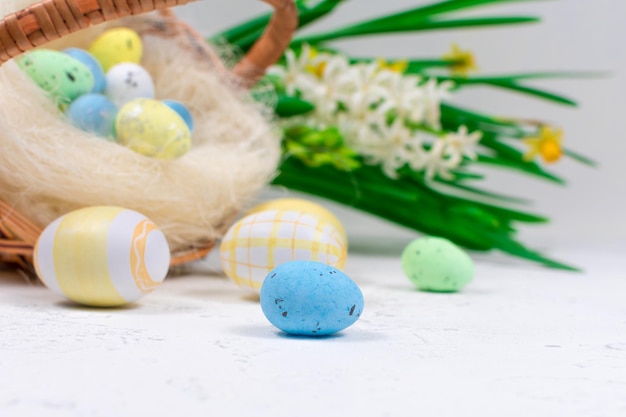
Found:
0,1 -> 281,253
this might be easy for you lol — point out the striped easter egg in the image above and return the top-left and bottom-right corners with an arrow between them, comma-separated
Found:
34,206 -> 170,307
219,209 -> 347,292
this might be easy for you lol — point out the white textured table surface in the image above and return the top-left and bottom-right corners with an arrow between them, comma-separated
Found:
1,238 -> 625,417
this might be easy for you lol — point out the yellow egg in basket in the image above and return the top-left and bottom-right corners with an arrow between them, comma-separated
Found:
219,209 -> 347,292
34,206 -> 170,307
88,28 -> 143,72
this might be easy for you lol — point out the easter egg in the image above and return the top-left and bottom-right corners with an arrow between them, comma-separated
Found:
260,261 -> 364,336
105,63 -> 155,108
34,206 -> 171,307
63,48 -> 106,93
248,198 -> 347,246
162,100 -> 194,132
401,237 -> 474,293
219,210 -> 347,292
16,49 -> 94,105
116,98 -> 192,159
66,94 -> 118,139
89,28 -> 143,72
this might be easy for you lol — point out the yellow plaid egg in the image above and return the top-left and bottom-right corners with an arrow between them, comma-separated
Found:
219,209 -> 347,291
34,206 -> 170,307
247,198 -> 347,246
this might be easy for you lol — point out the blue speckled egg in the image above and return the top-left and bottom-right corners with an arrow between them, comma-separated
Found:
260,261 -> 364,337
66,94 -> 118,139
162,100 -> 194,132
63,48 -> 106,93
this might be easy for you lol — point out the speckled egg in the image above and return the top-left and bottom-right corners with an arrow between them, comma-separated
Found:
260,261 -> 364,336
162,100 -> 194,132
248,198 -> 347,246
105,63 -> 155,108
115,98 -> 191,159
34,206 -> 171,307
219,210 -> 347,292
66,94 -> 118,139
17,49 -> 94,105
89,28 -> 143,72
401,237 -> 474,292
63,48 -> 106,93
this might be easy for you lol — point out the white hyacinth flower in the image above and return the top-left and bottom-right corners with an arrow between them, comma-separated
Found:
422,78 -> 455,130
376,71 -> 426,123
352,119 -> 426,179
338,63 -> 391,110
415,140 -> 463,181
442,125 -> 483,161
300,55 -> 352,120
268,44 -> 318,96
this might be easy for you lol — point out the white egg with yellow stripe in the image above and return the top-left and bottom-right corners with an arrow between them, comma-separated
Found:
34,206 -> 170,307
219,209 -> 347,292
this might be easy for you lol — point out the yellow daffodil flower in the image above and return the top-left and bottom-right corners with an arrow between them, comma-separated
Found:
523,126 -> 564,164
443,44 -> 478,77
376,58 -> 409,74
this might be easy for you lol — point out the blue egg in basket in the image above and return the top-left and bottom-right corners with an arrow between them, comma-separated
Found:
163,99 -> 194,132
66,94 -> 118,139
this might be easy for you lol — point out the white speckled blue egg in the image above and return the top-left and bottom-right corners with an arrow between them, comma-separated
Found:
63,48 -> 106,93
34,206 -> 171,307
105,63 -> 155,107
260,261 -> 364,336
66,94 -> 118,139
219,210 -> 347,292
162,100 -> 194,132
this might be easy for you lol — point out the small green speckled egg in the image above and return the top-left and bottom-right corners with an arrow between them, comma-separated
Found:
17,49 -> 94,105
401,237 -> 474,293
115,98 -> 191,160
89,28 -> 143,72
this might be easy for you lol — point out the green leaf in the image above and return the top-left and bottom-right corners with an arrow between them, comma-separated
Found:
437,180 -> 531,204
211,13 -> 271,44
486,80 -> 578,106
443,71 -> 607,84
296,16 -> 539,44
564,149 -> 598,167
477,154 -> 565,184
233,0 -> 347,51
275,95 -> 316,117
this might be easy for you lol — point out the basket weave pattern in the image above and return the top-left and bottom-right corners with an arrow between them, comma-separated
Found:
0,0 -> 298,271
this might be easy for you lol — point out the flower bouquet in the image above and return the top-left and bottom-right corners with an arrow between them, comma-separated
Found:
211,0 -> 593,271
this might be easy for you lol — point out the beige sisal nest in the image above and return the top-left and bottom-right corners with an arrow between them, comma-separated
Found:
0,0 -> 298,268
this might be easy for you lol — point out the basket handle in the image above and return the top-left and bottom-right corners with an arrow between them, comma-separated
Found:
0,0 -> 298,86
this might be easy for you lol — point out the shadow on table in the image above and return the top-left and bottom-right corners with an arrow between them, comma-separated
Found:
228,324 -> 387,342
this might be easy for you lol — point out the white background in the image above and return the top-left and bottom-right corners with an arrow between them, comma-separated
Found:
1,2 -> 625,417
176,0 -> 626,244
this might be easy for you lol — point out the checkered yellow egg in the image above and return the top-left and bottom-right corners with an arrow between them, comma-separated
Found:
219,209 -> 347,292
34,206 -> 171,307
248,198 -> 347,246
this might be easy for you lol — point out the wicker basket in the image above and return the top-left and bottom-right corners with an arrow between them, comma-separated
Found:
0,0 -> 298,273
